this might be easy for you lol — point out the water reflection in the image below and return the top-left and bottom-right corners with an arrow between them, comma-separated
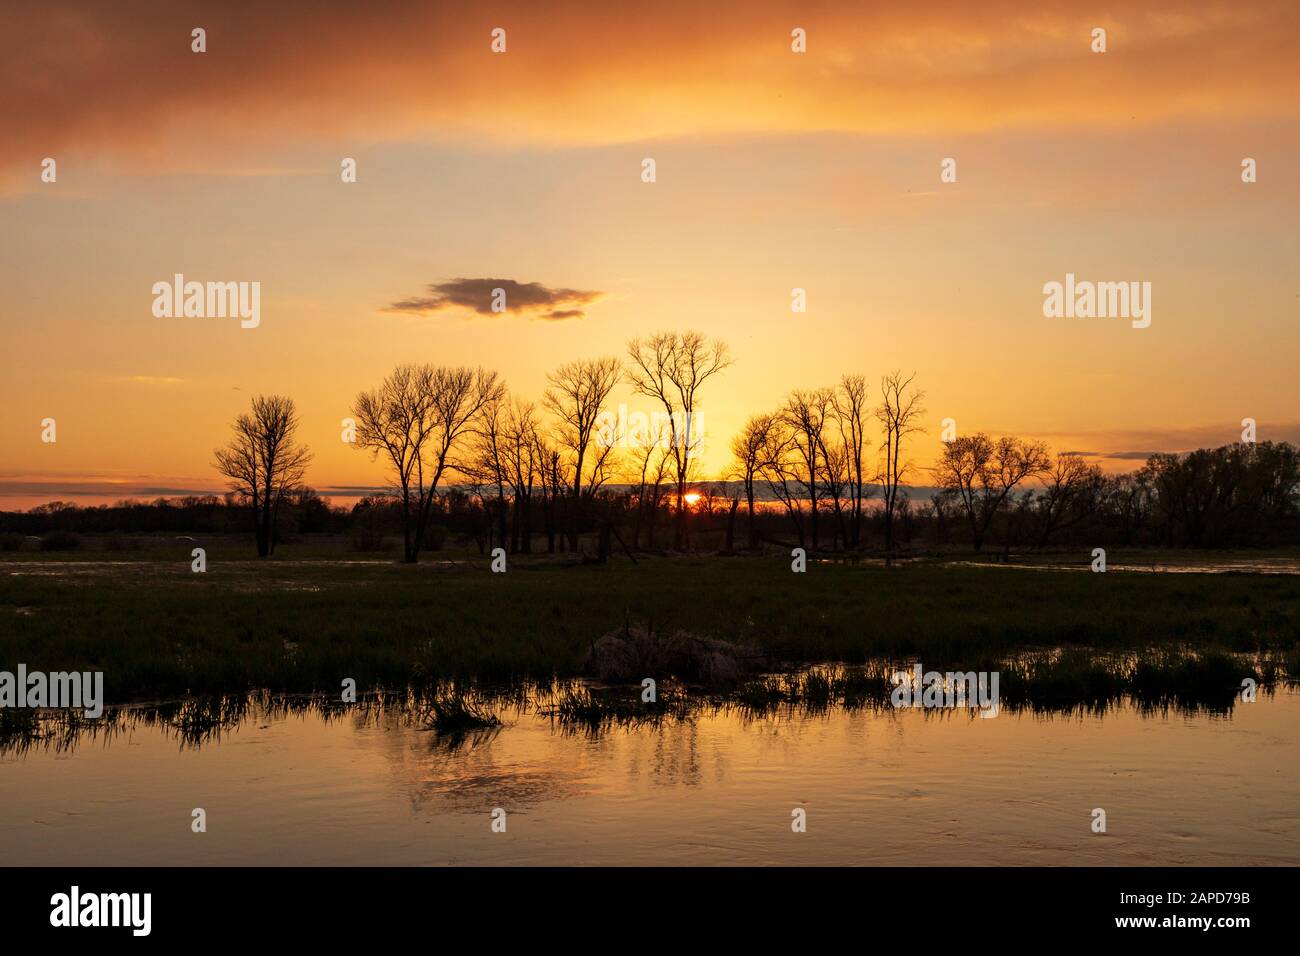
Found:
2,684 -> 1298,866
3,645 -> 1290,759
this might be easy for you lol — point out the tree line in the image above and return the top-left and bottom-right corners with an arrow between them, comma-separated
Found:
6,330 -> 1299,556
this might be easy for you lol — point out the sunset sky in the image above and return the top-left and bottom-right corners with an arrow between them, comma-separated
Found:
2,0 -> 1298,509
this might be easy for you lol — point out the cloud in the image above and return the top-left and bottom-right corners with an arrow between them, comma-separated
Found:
121,375 -> 185,386
1047,422 -> 1300,466
1105,450 -> 1167,461
386,278 -> 602,321
3,0 -> 1298,191
1107,423 -> 1300,450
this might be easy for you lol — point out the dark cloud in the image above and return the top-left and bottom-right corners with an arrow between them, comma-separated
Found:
386,278 -> 602,321
1107,451 -> 1168,461
317,486 -> 392,497
1056,423 -> 1300,463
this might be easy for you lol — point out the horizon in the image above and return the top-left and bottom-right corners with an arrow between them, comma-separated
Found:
0,453 -> 1278,515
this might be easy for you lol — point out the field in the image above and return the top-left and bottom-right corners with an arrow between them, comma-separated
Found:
3,539 -> 1298,706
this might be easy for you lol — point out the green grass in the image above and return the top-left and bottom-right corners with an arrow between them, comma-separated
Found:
1,548 -> 1298,706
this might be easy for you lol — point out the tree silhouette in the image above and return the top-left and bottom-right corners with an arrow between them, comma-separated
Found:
625,331 -> 731,549
351,364 -> 502,563
213,395 -> 312,557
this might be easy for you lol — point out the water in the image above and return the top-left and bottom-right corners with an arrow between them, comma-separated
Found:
4,687 -> 1298,866
950,559 -> 1300,575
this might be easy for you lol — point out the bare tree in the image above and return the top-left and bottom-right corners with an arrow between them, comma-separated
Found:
501,400 -> 541,553
625,332 -> 731,549
730,413 -> 774,550
876,371 -> 926,557
626,420 -> 672,550
831,375 -> 872,549
468,390 -> 510,552
351,364 -> 503,563
818,437 -> 852,550
1035,452 -> 1104,547
782,388 -> 834,551
214,394 -> 312,557
1105,472 -> 1153,546
543,357 -> 622,550
932,433 -> 1051,551
759,416 -> 806,547
532,433 -> 571,554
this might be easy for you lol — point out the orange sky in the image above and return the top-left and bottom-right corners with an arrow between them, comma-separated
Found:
2,0 -> 1299,508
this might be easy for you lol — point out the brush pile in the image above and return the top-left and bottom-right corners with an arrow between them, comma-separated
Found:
584,624 -> 757,687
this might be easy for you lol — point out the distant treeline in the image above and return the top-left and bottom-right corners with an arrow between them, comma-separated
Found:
925,440 -> 1300,551
4,439 -> 1299,553
0,489 -> 341,541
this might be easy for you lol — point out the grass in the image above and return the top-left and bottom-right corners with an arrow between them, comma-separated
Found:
4,651 -> 1287,754
421,688 -> 502,735
537,682 -> 696,731
997,649 -> 1264,714
2,547 -> 1299,706
163,694 -> 254,742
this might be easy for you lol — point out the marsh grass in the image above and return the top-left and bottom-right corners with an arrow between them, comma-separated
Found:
731,664 -> 898,717
1,647 -> 1292,756
0,706 -> 40,747
161,695 -> 253,742
3,555 -> 1298,706
1282,646 -> 1300,678
420,688 -> 503,735
536,682 -> 693,732
3,552 -> 1298,751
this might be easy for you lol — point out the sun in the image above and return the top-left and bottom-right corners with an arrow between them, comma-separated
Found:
683,492 -> 702,506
